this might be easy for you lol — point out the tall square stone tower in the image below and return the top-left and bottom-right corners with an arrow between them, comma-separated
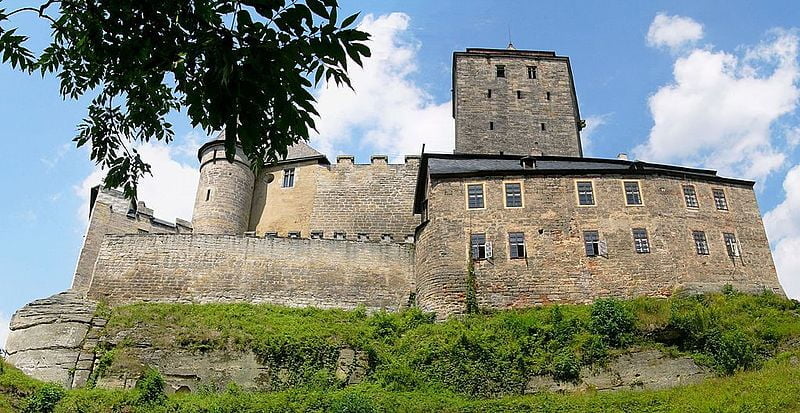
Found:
453,47 -> 584,157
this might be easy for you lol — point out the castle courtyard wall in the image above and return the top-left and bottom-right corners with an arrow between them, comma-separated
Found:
86,234 -> 415,311
415,174 -> 782,316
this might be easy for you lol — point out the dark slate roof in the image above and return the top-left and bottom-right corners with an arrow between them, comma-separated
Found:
283,141 -> 326,162
413,153 -> 755,213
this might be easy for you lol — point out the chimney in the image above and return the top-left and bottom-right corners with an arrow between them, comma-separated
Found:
617,153 -> 629,161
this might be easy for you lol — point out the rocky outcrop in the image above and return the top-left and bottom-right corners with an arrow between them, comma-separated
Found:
525,349 -> 712,393
4,291 -> 102,388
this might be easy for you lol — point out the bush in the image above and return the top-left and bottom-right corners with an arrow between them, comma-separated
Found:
551,350 -> 581,382
329,391 -> 378,413
707,330 -> 757,375
135,368 -> 166,406
22,383 -> 65,413
591,299 -> 635,347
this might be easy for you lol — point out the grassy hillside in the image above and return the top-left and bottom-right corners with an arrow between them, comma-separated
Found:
2,289 -> 800,412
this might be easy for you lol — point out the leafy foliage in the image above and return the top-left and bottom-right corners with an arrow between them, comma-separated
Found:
135,368 -> 166,406
22,383 -> 65,413
0,0 -> 370,200
590,298 -> 636,347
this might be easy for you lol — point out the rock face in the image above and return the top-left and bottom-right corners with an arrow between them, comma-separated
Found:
525,349 -> 712,393
4,291 -> 101,388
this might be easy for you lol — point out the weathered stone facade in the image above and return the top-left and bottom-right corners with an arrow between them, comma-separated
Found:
87,234 -> 414,311
453,48 -> 583,156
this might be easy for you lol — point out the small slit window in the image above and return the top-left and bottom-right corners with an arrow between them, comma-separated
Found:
487,89 -> 492,98
509,232 -> 525,259
632,228 -> 650,253
467,184 -> 485,209
693,231 -> 709,255
713,189 -> 728,211
205,189 -> 211,201
489,121 -> 494,130
540,123 -> 546,131
546,91 -> 551,101
527,66 -> 537,79
496,65 -> 506,78
516,90 -> 522,99
577,181 -> 595,206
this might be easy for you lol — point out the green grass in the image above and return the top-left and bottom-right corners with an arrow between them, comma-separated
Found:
2,289 -> 799,412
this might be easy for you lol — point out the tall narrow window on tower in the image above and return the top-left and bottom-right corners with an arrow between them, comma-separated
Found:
282,168 -> 295,188
516,90 -> 522,99
546,91 -> 551,100
489,121 -> 494,130
487,89 -> 492,98
205,189 -> 211,201
540,123 -> 546,131
527,66 -> 537,79
496,65 -> 506,78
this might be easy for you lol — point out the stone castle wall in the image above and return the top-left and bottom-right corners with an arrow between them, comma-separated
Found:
415,173 -> 782,316
454,50 -> 582,156
86,234 -> 415,311
249,156 -> 420,242
72,188 -> 191,293
192,142 -> 255,234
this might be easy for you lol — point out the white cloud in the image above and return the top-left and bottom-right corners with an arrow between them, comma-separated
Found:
0,312 -> 9,353
764,164 -> 800,299
634,30 -> 800,182
646,13 -> 704,51
310,12 -> 454,160
75,137 -> 200,224
580,114 -> 611,156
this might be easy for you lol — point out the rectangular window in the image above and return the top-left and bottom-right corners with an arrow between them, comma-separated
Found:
527,66 -> 537,79
467,184 -> 485,209
546,91 -> 551,101
288,231 -> 300,239
310,231 -> 323,240
489,121 -> 494,130
693,231 -> 709,255
496,65 -> 506,78
683,185 -> 699,208
504,183 -> 523,207
205,188 -> 211,201
540,122 -> 546,131
509,232 -> 526,259
282,168 -> 295,188
624,181 -> 642,205
577,181 -> 595,205
516,90 -> 522,99
333,232 -> 346,240
713,189 -> 728,211
471,233 -> 487,260
724,233 -> 739,257
487,89 -> 492,98
584,231 -> 600,257
632,228 -> 650,253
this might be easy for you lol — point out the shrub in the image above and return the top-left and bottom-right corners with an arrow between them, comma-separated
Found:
22,383 -> 65,413
591,299 -> 635,347
329,391 -> 378,413
135,368 -> 166,406
551,350 -> 581,382
707,330 -> 757,375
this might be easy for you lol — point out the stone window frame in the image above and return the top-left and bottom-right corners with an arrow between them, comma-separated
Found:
465,182 -> 487,210
622,180 -> 644,207
503,180 -> 525,209
574,179 -> 597,207
583,230 -> 601,257
496,64 -> 506,78
632,228 -> 650,254
713,188 -> 729,211
527,65 -> 537,79
508,232 -> 526,259
683,184 -> 700,209
723,232 -> 740,257
282,167 -> 296,188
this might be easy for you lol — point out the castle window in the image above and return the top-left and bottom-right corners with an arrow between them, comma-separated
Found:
516,90 -> 522,99
487,89 -> 492,98
724,233 -> 740,257
693,231 -> 709,255
713,189 -> 728,211
265,232 -> 278,238
467,184 -> 485,209
527,66 -> 537,79
576,181 -> 595,206
471,233 -> 487,260
333,232 -> 346,240
288,231 -> 300,239
632,228 -> 650,253
505,183 -> 523,208
540,123 -> 546,131
546,91 -> 551,101
509,232 -> 525,259
489,121 -> 494,130
584,231 -> 600,257
205,188 -> 211,201
683,185 -> 699,208
357,233 -> 369,242
381,234 -> 393,243
496,65 -> 506,78
282,168 -> 295,188
310,231 -> 323,240
624,181 -> 642,205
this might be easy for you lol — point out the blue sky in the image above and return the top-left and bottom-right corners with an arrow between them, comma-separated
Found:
2,1 -> 800,347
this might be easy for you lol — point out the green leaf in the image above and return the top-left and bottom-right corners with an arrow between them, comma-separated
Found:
305,0 -> 329,19
341,12 -> 359,28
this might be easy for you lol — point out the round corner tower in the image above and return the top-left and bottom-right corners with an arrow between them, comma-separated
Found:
191,140 -> 255,234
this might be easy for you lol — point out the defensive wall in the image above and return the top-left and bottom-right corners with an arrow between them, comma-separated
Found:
86,234 -> 415,311
415,170 -> 783,316
249,154 -> 420,242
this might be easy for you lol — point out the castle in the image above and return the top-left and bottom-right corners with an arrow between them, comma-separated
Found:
69,46 -> 784,317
